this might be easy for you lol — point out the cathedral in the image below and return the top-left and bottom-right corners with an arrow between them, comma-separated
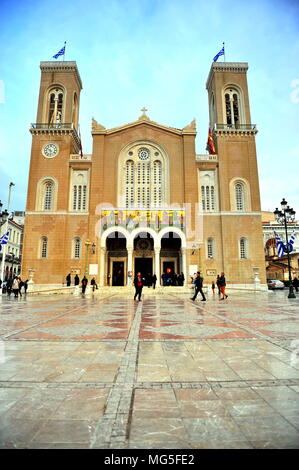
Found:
21,60 -> 267,288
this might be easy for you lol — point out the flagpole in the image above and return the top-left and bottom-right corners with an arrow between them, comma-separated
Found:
63,41 -> 66,61
223,42 -> 225,62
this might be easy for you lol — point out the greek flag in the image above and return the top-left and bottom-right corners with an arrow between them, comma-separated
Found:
274,231 -> 284,258
213,46 -> 225,62
0,231 -> 9,245
288,230 -> 296,250
53,45 -> 65,59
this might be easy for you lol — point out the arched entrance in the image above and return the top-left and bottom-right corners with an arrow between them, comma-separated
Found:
133,232 -> 154,285
106,231 -> 127,286
160,232 -> 182,286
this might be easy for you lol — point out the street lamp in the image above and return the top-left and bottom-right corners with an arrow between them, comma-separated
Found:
0,183 -> 15,289
9,252 -> 15,279
0,201 -> 9,226
274,198 -> 296,298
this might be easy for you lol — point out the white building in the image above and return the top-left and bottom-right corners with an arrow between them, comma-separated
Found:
0,218 -> 24,280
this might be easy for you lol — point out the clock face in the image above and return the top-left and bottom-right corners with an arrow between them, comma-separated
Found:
43,143 -> 59,158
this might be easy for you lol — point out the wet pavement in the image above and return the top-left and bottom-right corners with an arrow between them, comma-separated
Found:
0,289 -> 299,449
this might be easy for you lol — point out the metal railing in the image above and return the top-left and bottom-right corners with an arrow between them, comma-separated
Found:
196,154 -> 218,162
31,123 -> 76,130
99,208 -> 185,232
70,154 -> 92,161
214,123 -> 257,131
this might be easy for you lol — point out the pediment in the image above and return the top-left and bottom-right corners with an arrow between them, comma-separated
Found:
91,114 -> 196,136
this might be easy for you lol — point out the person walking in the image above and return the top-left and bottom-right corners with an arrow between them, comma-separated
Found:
6,278 -> 12,296
161,272 -> 167,286
216,275 -> 221,295
293,276 -> 299,293
66,273 -> 71,287
91,277 -> 98,292
219,272 -> 228,300
12,277 -> 19,298
152,274 -> 157,290
24,279 -> 28,294
212,281 -> 215,294
81,276 -> 88,294
191,272 -> 206,301
134,272 -> 144,301
18,277 -> 23,297
74,274 -> 80,286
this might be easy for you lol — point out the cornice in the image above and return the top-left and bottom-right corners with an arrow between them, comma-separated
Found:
29,126 -> 81,152
91,117 -> 196,136
40,61 -> 83,90
206,62 -> 249,90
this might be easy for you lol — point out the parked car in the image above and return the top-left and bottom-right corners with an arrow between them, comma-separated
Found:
267,280 -> 285,290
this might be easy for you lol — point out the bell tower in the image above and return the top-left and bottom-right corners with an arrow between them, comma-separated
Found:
22,61 -> 86,284
204,62 -> 266,286
35,61 -> 82,128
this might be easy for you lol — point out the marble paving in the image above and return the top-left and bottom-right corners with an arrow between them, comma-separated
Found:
0,289 -> 299,449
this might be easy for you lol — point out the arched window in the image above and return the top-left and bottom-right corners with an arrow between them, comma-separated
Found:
73,184 -> 87,211
41,237 -> 48,258
207,238 -> 215,259
201,184 -> 215,211
235,183 -> 245,211
48,87 -> 64,124
122,146 -> 164,208
153,160 -> 162,207
224,88 -> 242,126
73,237 -> 81,259
125,160 -> 134,208
240,238 -> 248,259
72,92 -> 78,126
44,182 -> 54,211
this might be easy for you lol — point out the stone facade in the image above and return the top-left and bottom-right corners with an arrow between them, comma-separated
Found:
21,60 -> 267,288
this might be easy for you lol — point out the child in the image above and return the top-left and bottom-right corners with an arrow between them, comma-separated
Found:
212,281 -> 215,294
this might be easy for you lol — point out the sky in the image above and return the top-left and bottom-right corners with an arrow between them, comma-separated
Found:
0,0 -> 298,216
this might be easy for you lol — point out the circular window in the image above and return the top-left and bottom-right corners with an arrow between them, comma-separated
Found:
128,151 -> 133,156
138,148 -> 150,160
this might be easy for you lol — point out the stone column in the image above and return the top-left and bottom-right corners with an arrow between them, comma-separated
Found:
181,248 -> 187,286
127,247 -> 133,286
99,247 -> 106,287
154,247 -> 160,287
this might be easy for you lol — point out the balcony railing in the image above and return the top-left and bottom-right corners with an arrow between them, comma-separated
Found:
196,154 -> 218,162
214,123 -> 257,131
70,154 -> 92,161
99,209 -> 185,232
31,123 -> 76,130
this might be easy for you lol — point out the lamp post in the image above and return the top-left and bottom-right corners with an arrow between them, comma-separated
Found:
274,198 -> 296,298
9,252 -> 15,279
85,239 -> 91,277
0,183 -> 15,289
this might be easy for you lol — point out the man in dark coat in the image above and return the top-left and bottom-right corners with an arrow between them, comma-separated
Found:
66,273 -> 71,287
191,272 -> 206,301
74,274 -> 80,286
81,276 -> 88,294
152,274 -> 157,290
134,272 -> 144,301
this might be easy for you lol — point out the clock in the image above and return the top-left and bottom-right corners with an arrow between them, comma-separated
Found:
42,143 -> 59,158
